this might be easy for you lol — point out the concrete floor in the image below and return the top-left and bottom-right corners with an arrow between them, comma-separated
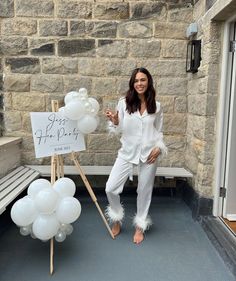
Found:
0,195 -> 236,281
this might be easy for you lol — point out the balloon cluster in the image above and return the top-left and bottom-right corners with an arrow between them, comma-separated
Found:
59,88 -> 100,134
11,178 -> 81,243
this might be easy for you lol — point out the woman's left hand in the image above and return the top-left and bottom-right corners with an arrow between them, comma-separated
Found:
147,147 -> 161,164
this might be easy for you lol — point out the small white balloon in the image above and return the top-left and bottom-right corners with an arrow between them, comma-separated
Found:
64,91 -> 79,105
35,188 -> 59,214
11,196 -> 38,227
53,177 -> 76,197
64,100 -> 85,120
77,115 -> 98,134
65,224 -> 73,235
88,97 -> 100,115
20,225 -> 32,236
27,179 -> 51,199
32,214 -> 60,240
78,88 -> 88,98
56,197 -> 81,224
55,230 -> 66,243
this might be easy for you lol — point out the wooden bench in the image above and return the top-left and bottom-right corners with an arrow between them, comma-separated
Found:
0,166 -> 40,215
26,165 -> 193,179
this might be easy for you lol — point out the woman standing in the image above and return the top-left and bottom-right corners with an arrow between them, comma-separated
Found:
105,67 -> 167,244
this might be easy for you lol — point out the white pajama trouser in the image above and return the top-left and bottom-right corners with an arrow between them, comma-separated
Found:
105,157 -> 158,232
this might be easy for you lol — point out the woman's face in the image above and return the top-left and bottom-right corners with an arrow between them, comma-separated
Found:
134,72 -> 148,96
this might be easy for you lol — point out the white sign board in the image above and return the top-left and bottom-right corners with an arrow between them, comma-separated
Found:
30,112 -> 86,158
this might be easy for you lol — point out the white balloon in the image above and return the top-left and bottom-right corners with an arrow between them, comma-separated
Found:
27,179 -> 51,199
88,97 -> 100,115
64,100 -> 85,120
11,196 -> 38,227
35,188 -> 59,214
64,91 -> 79,105
56,197 -> 81,224
77,115 -> 98,134
32,214 -> 60,240
55,230 -> 66,243
78,88 -> 88,98
53,177 -> 76,197
65,224 -> 73,235
20,225 -> 32,236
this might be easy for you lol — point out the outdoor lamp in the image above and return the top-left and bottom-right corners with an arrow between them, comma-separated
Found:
186,39 -> 202,73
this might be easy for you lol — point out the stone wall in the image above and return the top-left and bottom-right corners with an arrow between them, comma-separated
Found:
185,0 -> 223,198
0,0 -> 192,166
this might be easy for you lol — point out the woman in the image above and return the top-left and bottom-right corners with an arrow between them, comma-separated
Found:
105,67 -> 167,244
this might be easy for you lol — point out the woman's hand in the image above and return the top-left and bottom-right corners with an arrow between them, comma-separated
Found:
147,147 -> 161,164
105,110 -> 119,126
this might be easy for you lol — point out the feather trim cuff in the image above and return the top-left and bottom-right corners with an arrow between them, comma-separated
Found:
105,205 -> 124,224
133,214 -> 152,232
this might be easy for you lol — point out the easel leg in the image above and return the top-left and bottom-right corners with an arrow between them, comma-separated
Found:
71,152 -> 114,239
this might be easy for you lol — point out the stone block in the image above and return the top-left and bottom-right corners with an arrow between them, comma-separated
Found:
168,7 -> 193,23
156,77 -> 187,96
196,163 -> 214,189
12,92 -> 46,111
94,3 -> 129,20
29,39 -> 55,56
58,39 -> 95,57
21,112 -> 33,133
97,40 -> 128,58
42,58 -> 78,74
31,75 -> 63,93
1,19 -> 37,35
130,2 -> 166,20
16,0 -> 54,17
5,58 -> 40,74
118,21 -> 152,38
117,79 -> 129,95
165,135 -> 186,150
92,78 -> 117,97
63,77 -> 92,94
154,22 -> 187,39
0,37 -> 28,56
4,75 -> 30,92
3,111 -> 22,132
87,134 -> 121,151
90,21 -> 117,38
39,20 -> 68,36
0,0 -> 14,17
164,113 -> 187,134
162,39 -> 187,58
57,1 -> 92,18
130,39 -> 161,57
2,93 -> 12,110
188,95 -> 215,116
175,96 -> 187,112
94,152 -> 117,165
157,96 -> 174,113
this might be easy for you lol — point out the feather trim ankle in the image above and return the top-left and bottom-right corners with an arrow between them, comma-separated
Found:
105,205 -> 124,224
133,215 -> 152,232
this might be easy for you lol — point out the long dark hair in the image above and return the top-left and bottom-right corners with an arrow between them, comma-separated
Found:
125,67 -> 156,114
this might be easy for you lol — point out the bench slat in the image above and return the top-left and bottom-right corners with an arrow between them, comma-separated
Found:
0,167 -> 34,192
0,166 -> 25,186
0,169 -> 39,200
26,165 -> 193,178
0,171 -> 40,214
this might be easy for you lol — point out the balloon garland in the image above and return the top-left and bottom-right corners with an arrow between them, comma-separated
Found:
59,88 -> 100,134
11,178 -> 81,243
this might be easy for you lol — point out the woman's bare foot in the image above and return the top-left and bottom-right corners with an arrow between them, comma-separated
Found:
111,222 -> 121,237
133,228 -> 144,244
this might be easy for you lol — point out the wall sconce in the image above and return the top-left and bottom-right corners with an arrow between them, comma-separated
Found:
186,40 -> 201,73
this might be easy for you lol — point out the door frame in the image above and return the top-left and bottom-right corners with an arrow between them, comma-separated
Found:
213,15 -> 236,217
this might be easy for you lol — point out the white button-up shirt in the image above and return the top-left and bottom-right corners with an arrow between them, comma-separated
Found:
114,98 -> 167,165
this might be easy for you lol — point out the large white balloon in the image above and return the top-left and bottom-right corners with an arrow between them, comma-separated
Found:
32,214 -> 60,240
11,196 -> 38,227
53,177 -> 76,197
35,188 -> 59,214
77,115 -> 98,134
88,97 -> 100,115
64,100 -> 85,120
64,91 -> 79,105
56,197 -> 81,224
27,179 -> 51,199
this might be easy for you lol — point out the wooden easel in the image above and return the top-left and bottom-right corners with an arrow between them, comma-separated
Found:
49,100 -> 114,275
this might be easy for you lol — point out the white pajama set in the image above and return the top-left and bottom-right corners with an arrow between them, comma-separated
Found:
105,98 -> 167,232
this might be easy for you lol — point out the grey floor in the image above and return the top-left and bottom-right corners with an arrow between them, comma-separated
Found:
0,195 -> 236,281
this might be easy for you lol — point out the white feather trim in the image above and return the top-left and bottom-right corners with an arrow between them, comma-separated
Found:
156,139 -> 168,156
133,214 -> 152,232
105,205 -> 124,224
